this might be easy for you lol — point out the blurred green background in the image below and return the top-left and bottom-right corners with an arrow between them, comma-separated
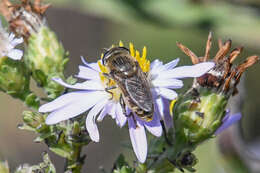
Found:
0,0 -> 260,172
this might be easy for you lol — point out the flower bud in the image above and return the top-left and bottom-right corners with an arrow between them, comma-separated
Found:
173,32 -> 259,145
0,57 -> 30,98
24,26 -> 68,99
0,0 -> 68,99
19,111 -> 47,132
168,33 -> 258,171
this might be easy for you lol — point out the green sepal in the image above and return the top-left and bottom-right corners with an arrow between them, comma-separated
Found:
49,144 -> 73,159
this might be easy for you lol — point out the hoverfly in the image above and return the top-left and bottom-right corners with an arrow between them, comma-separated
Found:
102,47 -> 154,122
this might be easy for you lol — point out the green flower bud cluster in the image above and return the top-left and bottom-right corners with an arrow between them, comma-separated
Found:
24,26 -> 69,99
173,88 -> 227,144
0,153 -> 55,173
15,153 -> 56,173
19,111 -> 90,172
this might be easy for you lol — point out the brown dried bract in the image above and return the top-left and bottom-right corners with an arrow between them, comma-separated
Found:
0,0 -> 50,39
177,32 -> 259,96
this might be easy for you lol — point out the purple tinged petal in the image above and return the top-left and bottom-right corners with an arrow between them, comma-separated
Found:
215,112 -> 242,135
156,98 -> 173,129
158,62 -> 215,79
158,88 -> 178,100
144,112 -> 162,137
115,103 -> 127,127
86,99 -> 108,142
52,78 -> 104,91
45,91 -> 108,124
128,117 -> 147,163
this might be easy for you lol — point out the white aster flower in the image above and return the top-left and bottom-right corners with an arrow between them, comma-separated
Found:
0,19 -> 23,60
39,42 -> 214,163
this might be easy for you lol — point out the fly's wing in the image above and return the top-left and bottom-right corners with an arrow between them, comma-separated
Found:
125,68 -> 153,113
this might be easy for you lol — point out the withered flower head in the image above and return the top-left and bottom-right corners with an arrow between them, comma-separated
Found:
0,0 -> 50,39
177,32 -> 259,97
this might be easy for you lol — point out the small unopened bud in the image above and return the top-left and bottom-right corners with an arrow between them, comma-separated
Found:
20,111 -> 47,132
0,57 -> 30,98
24,26 -> 68,98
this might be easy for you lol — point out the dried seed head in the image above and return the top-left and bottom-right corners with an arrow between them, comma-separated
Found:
177,32 -> 259,96
0,0 -> 50,40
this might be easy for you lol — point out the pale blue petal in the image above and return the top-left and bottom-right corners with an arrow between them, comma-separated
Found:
158,62 -> 215,79
6,49 -> 23,60
52,78 -> 104,90
164,58 -> 180,70
86,99 -> 108,142
45,91 -> 108,124
150,59 -> 162,70
215,112 -> 242,135
128,117 -> 147,163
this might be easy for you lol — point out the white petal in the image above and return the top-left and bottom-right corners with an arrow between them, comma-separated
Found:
159,88 -> 178,100
86,99 -> 108,142
39,91 -> 90,112
115,103 -> 127,127
128,117 -> 147,163
97,101 -> 114,121
45,91 -> 108,124
152,78 -> 183,89
158,62 -> 215,79
52,78 -> 104,91
150,59 -> 162,70
6,49 -> 23,60
76,65 -> 100,80
107,102 -> 117,119
80,56 -> 100,70
10,37 -> 23,46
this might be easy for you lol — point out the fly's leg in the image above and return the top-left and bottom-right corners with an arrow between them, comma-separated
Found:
120,94 -> 127,116
102,72 -> 117,100
105,86 -> 117,100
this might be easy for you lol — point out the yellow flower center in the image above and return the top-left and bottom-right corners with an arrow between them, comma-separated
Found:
98,41 -> 150,102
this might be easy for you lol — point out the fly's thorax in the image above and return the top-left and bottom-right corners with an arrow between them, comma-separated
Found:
103,47 -> 137,77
